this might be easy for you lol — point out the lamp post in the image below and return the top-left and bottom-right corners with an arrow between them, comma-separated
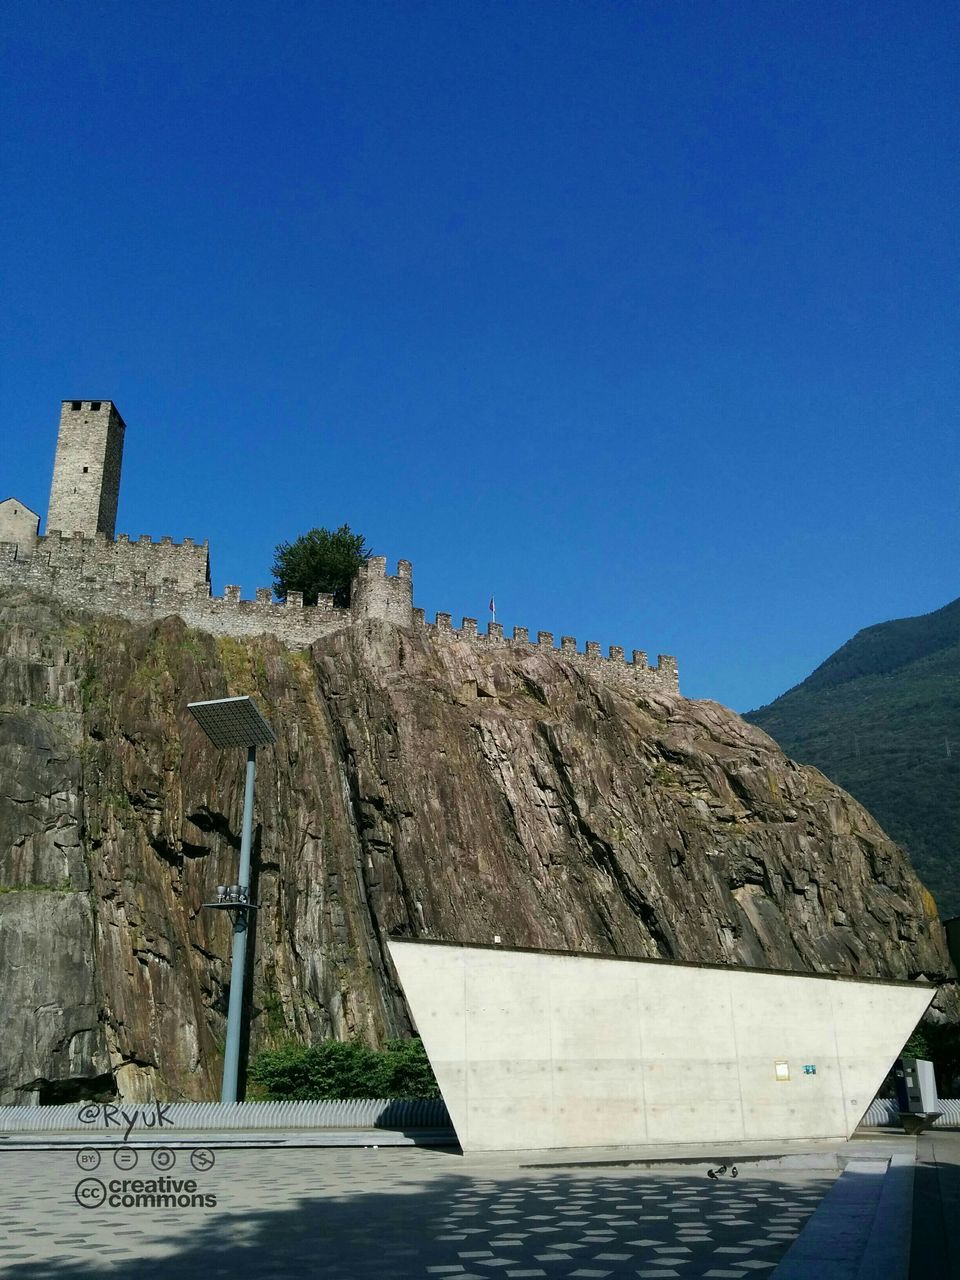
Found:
187,695 -> 276,1104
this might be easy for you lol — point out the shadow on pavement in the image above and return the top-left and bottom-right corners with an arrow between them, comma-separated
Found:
0,1159 -> 832,1280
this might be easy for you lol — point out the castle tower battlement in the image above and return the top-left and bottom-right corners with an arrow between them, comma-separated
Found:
351,555 -> 413,626
47,400 -> 126,539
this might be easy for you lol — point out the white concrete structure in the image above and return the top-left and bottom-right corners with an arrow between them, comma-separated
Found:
388,940 -> 934,1152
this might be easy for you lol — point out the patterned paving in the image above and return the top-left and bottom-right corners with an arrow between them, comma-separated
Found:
0,1146 -> 832,1278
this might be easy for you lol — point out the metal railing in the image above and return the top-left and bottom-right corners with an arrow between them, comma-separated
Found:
861,1098 -> 960,1128
0,1098 -> 451,1134
4,1094 -> 956,1135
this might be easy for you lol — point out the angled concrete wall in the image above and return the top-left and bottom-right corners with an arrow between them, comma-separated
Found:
388,940 -> 933,1152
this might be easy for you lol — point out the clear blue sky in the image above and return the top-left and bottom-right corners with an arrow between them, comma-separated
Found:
1,1 -> 957,711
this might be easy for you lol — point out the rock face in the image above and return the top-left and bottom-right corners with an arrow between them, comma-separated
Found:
0,588 -> 954,1103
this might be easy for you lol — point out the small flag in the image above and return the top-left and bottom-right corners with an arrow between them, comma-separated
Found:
489,597 -> 496,613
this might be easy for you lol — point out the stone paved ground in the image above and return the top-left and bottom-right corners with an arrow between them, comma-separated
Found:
0,1146 -> 833,1279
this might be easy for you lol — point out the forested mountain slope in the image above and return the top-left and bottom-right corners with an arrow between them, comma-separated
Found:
747,598 -> 960,916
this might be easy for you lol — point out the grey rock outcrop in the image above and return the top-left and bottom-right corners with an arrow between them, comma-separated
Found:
0,588 -> 953,1102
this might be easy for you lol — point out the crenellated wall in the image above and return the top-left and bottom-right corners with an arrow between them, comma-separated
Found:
16,530 -> 213,590
414,608 -> 679,692
0,536 -> 350,648
0,537 -> 679,691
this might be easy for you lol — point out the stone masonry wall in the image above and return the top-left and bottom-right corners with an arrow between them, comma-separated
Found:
0,537 -> 680,692
415,609 -> 680,692
0,539 -> 350,648
23,531 -> 211,590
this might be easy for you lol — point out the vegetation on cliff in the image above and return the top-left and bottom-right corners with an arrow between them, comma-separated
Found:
248,1037 -> 439,1100
746,597 -> 960,917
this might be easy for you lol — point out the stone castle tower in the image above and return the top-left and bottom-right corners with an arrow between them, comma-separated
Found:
46,400 -> 126,539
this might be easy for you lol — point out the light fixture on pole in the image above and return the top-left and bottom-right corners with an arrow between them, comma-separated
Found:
188,695 -> 276,1104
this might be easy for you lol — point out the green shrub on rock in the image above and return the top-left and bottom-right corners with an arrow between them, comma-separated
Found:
248,1037 -> 440,1100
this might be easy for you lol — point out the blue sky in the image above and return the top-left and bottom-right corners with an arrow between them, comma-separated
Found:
1,1 -> 957,711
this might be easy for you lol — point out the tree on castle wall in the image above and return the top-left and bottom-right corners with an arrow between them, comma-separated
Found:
272,524 -> 372,607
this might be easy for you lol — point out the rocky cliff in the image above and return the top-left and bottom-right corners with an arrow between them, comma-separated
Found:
0,588 -> 954,1103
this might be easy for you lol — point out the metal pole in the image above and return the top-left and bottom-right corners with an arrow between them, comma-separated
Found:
221,744 -> 257,1104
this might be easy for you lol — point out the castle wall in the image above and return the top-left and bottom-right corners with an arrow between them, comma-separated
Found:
415,608 -> 680,693
0,538 -> 351,648
0,538 -> 680,692
175,586 -> 350,645
26,531 -> 211,590
3,399 -> 681,690
47,401 -> 126,539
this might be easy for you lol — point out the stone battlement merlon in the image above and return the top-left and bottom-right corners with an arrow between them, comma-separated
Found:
61,398 -> 126,417
113,533 -> 209,551
219,584 -> 338,613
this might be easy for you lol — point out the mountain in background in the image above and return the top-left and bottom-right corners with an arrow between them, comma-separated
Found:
746,597 -> 960,918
